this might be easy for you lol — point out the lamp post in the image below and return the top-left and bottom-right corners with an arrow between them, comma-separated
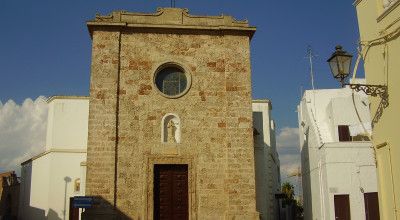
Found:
327,45 -> 388,104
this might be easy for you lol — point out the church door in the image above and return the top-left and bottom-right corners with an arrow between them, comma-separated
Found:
154,164 -> 188,220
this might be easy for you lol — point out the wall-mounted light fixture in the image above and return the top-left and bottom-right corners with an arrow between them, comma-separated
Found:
327,45 -> 388,104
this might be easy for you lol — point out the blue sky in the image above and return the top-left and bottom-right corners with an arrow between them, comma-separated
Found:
0,0 -> 361,128
0,1 -> 362,189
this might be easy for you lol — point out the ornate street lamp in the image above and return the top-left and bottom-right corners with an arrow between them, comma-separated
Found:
327,45 -> 353,86
327,45 -> 388,104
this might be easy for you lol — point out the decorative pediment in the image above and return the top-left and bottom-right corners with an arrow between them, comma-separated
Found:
87,8 -> 256,38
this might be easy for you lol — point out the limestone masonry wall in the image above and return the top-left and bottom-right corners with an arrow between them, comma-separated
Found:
85,8 -> 258,220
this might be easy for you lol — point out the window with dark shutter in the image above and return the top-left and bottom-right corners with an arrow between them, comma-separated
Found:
338,125 -> 351,142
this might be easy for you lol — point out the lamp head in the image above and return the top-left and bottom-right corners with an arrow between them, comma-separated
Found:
327,45 -> 353,85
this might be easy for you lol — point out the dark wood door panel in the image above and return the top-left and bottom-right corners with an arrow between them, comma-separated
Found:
69,197 -> 79,220
364,192 -> 380,220
334,194 -> 351,220
154,164 -> 188,220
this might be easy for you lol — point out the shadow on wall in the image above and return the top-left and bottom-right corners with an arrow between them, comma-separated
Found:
18,206 -> 62,220
47,209 -> 62,220
63,176 -> 71,220
301,127 -> 313,220
81,196 -> 130,220
17,175 -> 70,220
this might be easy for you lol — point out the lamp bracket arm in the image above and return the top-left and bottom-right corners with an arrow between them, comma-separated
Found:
345,83 -> 388,106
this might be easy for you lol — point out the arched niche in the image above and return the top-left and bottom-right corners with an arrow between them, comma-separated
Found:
161,113 -> 181,143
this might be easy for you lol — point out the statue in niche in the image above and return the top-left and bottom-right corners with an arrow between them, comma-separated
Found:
162,114 -> 181,143
167,120 -> 176,143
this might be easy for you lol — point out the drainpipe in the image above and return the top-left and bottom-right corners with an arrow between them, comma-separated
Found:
114,29 -> 122,209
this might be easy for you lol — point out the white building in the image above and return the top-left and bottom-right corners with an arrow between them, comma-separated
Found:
253,99 -> 281,220
19,96 -> 89,220
298,85 -> 379,220
18,96 -> 280,219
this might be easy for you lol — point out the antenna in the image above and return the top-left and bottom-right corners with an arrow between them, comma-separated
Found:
306,46 -> 316,90
306,46 -> 318,118
300,85 -> 303,100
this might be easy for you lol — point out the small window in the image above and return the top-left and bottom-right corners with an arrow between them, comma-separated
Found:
338,125 -> 351,142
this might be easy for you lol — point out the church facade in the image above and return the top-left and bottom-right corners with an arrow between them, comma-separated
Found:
85,8 -> 259,219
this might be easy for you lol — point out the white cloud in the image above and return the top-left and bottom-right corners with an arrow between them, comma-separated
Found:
277,127 -> 299,149
0,97 -> 48,174
276,127 -> 302,195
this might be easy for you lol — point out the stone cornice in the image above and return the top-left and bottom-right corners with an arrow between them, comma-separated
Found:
87,8 -> 256,38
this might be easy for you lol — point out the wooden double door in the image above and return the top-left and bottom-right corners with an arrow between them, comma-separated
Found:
154,164 -> 188,220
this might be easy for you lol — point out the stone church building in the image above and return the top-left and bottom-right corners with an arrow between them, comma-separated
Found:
84,8 -> 268,219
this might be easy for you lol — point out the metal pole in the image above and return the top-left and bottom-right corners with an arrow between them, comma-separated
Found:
307,46 -> 317,119
307,46 -> 315,90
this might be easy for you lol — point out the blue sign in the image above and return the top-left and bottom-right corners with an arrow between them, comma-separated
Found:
73,196 -> 93,208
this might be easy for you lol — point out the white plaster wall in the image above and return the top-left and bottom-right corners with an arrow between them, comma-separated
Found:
330,96 -> 370,141
306,142 -> 324,220
302,87 -> 369,143
19,97 -> 89,220
48,152 -> 86,220
252,101 -> 280,220
331,96 -> 370,126
299,86 -> 378,220
299,96 -> 325,220
252,102 -> 271,147
19,152 -> 86,220
45,98 -> 89,150
29,155 -> 51,218
323,142 -> 377,220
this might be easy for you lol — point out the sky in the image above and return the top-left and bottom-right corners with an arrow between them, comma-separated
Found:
0,1 -> 362,193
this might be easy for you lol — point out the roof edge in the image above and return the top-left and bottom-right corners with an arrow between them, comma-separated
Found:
46,95 -> 90,103
252,99 -> 272,110
21,149 -> 87,165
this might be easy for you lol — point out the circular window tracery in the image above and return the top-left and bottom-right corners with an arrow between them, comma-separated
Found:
154,63 -> 191,98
